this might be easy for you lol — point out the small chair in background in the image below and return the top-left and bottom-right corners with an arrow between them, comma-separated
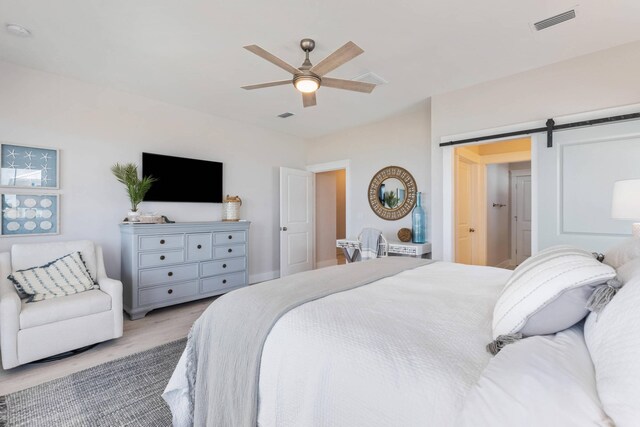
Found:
337,228 -> 387,263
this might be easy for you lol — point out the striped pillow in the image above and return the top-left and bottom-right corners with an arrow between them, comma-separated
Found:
492,245 -> 616,339
8,251 -> 98,303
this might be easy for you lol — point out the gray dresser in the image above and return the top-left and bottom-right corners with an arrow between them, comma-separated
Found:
120,221 -> 250,319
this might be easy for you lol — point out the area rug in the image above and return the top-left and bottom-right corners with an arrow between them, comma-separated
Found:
0,338 -> 186,426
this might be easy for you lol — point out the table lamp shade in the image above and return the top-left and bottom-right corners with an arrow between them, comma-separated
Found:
612,179 -> 640,237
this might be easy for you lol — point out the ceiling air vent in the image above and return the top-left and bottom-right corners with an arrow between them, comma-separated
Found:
534,9 -> 576,31
278,112 -> 294,118
353,72 -> 388,86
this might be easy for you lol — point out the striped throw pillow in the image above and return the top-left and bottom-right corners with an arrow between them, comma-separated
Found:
492,245 -> 616,339
8,251 -> 98,303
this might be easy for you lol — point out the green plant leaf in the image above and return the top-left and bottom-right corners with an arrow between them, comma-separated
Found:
111,163 -> 157,211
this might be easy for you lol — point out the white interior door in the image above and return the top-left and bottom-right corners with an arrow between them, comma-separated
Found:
280,167 -> 315,277
455,157 -> 475,264
512,173 -> 532,265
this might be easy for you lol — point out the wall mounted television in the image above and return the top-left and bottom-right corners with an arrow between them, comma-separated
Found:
142,152 -> 223,203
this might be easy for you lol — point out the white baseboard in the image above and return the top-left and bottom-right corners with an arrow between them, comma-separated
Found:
249,270 -> 279,284
495,259 -> 513,269
316,259 -> 338,269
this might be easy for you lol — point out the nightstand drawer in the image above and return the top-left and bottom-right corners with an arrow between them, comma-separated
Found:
139,250 -> 184,268
139,281 -> 198,306
187,233 -> 212,261
214,244 -> 246,259
214,231 -> 246,245
201,272 -> 246,294
139,264 -> 199,287
201,257 -> 246,277
139,235 -> 184,251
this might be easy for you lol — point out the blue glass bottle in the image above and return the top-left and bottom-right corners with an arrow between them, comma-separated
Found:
412,192 -> 426,243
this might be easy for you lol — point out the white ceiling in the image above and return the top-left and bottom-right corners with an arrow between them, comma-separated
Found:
1,0 -> 639,138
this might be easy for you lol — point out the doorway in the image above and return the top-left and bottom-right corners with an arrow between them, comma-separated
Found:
453,138 -> 532,267
315,169 -> 347,268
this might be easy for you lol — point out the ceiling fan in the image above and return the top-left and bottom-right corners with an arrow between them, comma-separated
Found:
241,38 -> 376,108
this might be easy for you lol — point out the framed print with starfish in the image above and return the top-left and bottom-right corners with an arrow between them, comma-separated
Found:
0,143 -> 59,189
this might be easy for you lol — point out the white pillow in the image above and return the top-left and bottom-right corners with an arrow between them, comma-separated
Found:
457,325 -> 612,426
584,256 -> 640,426
492,245 -> 616,339
603,237 -> 640,269
8,251 -> 98,302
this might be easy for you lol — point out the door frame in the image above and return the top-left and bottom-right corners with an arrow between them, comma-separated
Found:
443,135 -> 539,262
306,159 -> 352,242
510,169 -> 532,266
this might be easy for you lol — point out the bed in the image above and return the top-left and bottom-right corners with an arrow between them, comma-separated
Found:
163,243 -> 640,427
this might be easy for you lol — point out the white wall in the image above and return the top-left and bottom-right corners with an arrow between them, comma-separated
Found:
431,41 -> 640,259
307,101 -> 431,241
0,61 -> 307,281
486,163 -> 510,266
315,171 -> 338,267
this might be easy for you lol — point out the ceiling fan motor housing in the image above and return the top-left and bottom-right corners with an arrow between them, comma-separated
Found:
300,38 -> 315,52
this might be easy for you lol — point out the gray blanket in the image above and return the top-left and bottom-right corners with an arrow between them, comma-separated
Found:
186,256 -> 434,426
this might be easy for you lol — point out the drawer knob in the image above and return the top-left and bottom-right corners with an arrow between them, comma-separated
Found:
223,279 -> 227,284
160,239 -> 165,244
160,255 -> 166,260
197,244 -> 202,249
222,263 -> 227,268
228,248 -> 233,253
228,235 -> 232,240
168,289 -> 173,294
168,271 -> 173,277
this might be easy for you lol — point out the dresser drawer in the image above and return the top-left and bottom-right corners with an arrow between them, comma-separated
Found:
201,257 -> 246,277
186,233 -> 212,261
139,264 -> 199,287
139,250 -> 184,268
139,235 -> 184,251
214,244 -> 246,259
139,281 -> 198,306
214,231 -> 246,245
201,272 -> 246,294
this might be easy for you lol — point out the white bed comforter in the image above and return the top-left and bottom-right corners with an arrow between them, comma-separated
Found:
164,262 -> 511,427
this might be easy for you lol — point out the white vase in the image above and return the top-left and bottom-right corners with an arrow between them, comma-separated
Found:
127,210 -> 141,222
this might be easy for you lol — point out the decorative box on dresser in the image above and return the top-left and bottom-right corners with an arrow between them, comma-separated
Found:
120,221 -> 250,319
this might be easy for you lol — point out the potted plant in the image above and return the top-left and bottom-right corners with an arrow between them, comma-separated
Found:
111,163 -> 157,222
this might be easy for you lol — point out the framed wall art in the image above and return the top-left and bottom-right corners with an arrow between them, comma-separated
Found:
1,193 -> 59,236
0,143 -> 59,189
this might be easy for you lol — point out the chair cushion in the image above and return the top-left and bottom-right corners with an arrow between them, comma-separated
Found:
11,240 -> 97,279
9,251 -> 98,302
19,289 -> 112,329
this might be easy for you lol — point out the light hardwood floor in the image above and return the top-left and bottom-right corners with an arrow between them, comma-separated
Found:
0,296 -> 217,395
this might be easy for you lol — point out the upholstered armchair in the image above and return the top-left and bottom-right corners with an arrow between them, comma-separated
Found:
0,240 -> 123,369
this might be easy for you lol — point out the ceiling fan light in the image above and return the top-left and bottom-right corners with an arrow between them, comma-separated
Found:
294,76 -> 320,93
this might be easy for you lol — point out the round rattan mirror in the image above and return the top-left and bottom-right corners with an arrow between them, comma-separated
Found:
368,166 -> 417,220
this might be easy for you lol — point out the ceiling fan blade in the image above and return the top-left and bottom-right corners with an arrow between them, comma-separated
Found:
244,45 -> 300,75
302,92 -> 317,108
241,80 -> 291,90
321,77 -> 376,93
310,41 -> 364,76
